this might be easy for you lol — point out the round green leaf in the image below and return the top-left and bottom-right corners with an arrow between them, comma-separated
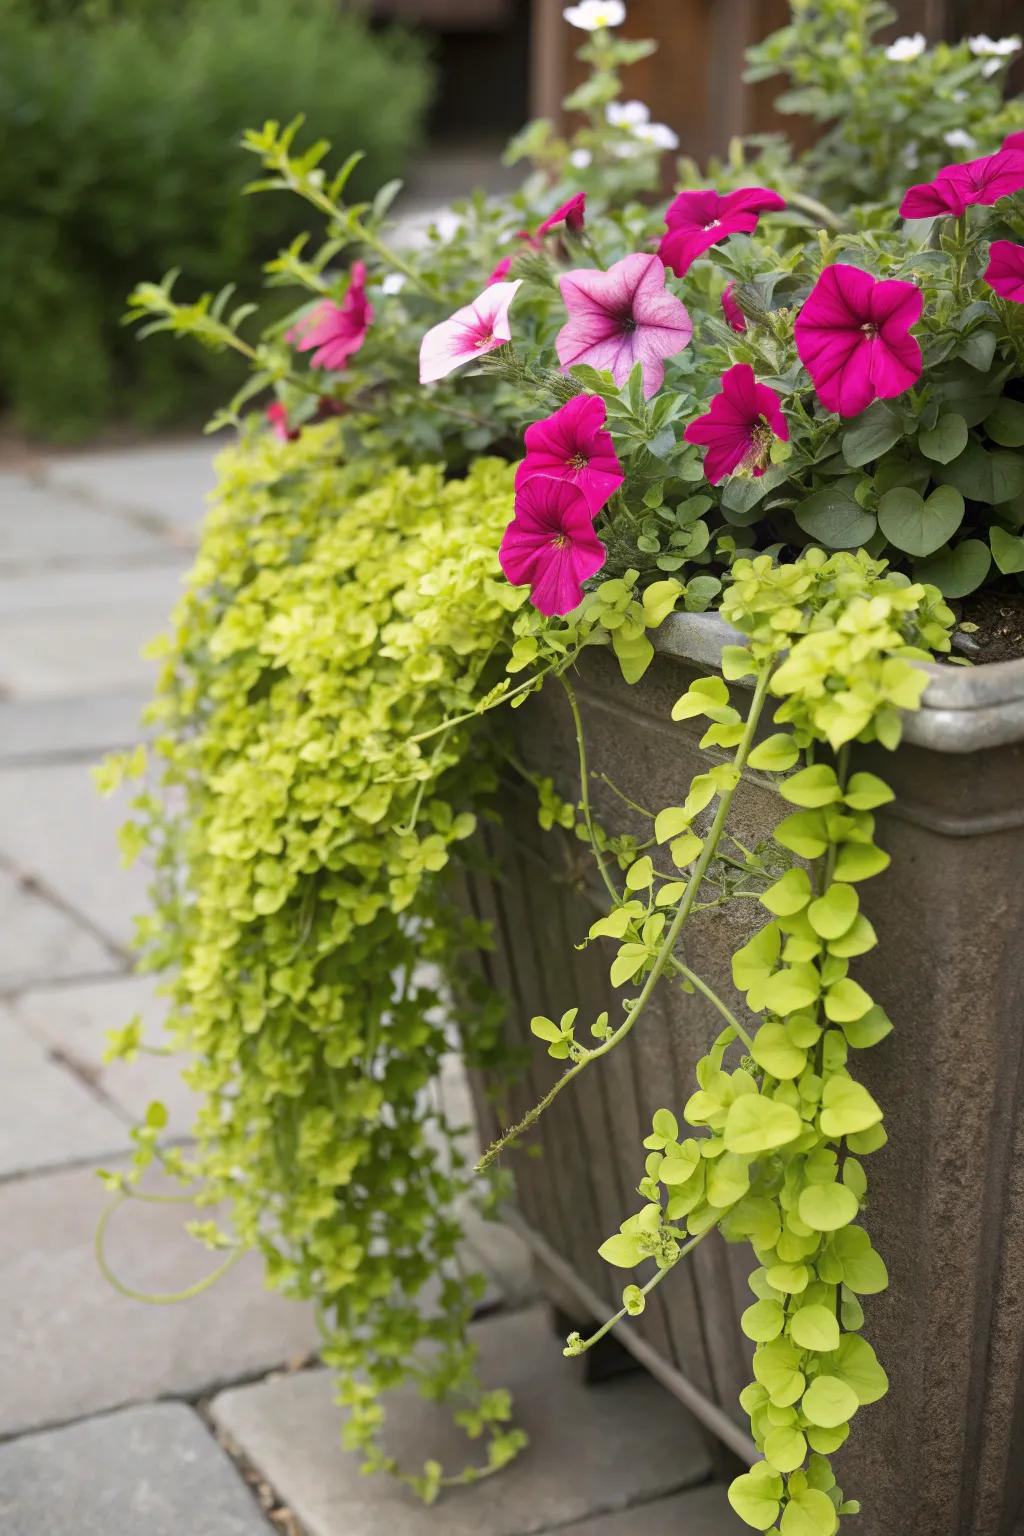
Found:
761,868 -> 813,917
820,1077 -> 883,1138
724,1095 -> 803,1155
742,1298 -> 786,1343
752,1023 -> 807,1081
748,734 -> 801,772
729,1467 -> 783,1531
779,1486 -> 839,1536
936,443 -> 1024,504
597,1233 -> 645,1268
754,1339 -> 807,1403
806,1423 -> 850,1455
830,1334 -> 889,1404
779,764 -> 842,808
795,490 -> 877,549
823,977 -> 872,1023
790,1303 -> 841,1352
802,1373 -> 859,1429
798,1182 -> 860,1232
764,1424 -> 808,1474
918,413 -> 968,464
991,526 -> 1024,575
807,884 -> 858,941
985,396 -> 1024,448
841,402 -> 902,467
878,485 -> 965,557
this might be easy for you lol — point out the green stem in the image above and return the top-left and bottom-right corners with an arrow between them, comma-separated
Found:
477,664 -> 773,1170
560,675 -> 618,905
567,1224 -> 719,1356
672,960 -> 755,1052
95,1193 -> 246,1304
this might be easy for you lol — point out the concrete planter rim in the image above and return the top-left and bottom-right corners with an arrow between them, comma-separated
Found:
655,611 -> 1024,754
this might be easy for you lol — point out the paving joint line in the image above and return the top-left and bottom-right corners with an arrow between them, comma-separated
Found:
0,853 -> 132,966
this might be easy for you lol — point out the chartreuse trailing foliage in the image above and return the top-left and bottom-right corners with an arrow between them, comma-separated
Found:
481,550 -> 954,1533
101,428 -> 538,1496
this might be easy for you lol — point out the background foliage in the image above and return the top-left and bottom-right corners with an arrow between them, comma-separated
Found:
0,0 -> 429,440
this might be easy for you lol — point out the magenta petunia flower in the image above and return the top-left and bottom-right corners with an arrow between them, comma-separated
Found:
266,402 -> 299,442
683,364 -> 788,485
658,187 -> 786,277
488,255 -> 514,285
499,475 -> 606,615
515,394 -> 624,514
556,253 -> 692,399
721,281 -> 747,334
1002,130 -> 1024,152
537,192 -> 587,237
899,147 -> 1024,218
419,280 -> 523,384
794,264 -> 923,418
287,262 -> 374,371
984,240 -> 1024,302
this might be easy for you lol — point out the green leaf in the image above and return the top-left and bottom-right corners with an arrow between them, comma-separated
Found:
843,772 -> 893,811
761,868 -> 814,917
659,1145 -> 701,1184
794,490 -> 877,550
670,830 -> 704,868
724,1095 -> 803,1155
748,733 -> 801,772
801,1374 -> 858,1429
829,1334 -> 889,1404
625,856 -> 654,890
823,977 -> 873,1023
790,1303 -> 841,1352
917,413 -> 968,464
832,1227 -> 889,1293
832,842 -> 890,883
654,807 -> 690,844
936,443 -> 1024,505
842,402 -> 903,467
798,1181 -> 860,1232
779,765 -> 842,809
761,967 -> 820,1015
764,1424 -> 808,1474
985,396 -> 1024,448
742,1298 -> 786,1343
958,328 -> 997,372
819,1077 -> 883,1137
530,1015 -> 562,1044
752,1023 -> 807,1081
708,1152 -> 753,1207
754,1337 -> 807,1401
652,1108 -> 679,1141
729,1466 -> 783,1531
774,811 -> 829,859
807,884 -> 858,941
991,526 -> 1024,575
779,1485 -> 839,1536
598,1232 -> 644,1268
877,485 -> 965,558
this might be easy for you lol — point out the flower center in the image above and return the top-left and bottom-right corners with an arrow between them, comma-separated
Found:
703,218 -> 722,231
742,417 -> 777,474
475,331 -> 496,349
568,451 -> 589,470
620,316 -> 638,334
551,532 -> 569,549
861,322 -> 879,339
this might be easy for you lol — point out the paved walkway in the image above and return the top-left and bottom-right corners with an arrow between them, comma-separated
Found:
0,442 -> 740,1533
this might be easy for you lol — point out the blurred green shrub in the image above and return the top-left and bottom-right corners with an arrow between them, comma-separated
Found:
0,0 -> 431,440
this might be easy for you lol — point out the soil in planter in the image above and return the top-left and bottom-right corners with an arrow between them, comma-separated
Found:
953,589 -> 1024,663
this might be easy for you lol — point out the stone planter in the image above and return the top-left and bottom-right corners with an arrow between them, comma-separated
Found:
462,613 -> 1024,1536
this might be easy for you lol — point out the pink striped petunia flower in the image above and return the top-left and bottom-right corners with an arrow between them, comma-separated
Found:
419,280 -> 523,384
556,253 -> 692,399
287,262 -> 374,371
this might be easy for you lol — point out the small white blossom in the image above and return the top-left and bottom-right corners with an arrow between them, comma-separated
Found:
569,148 -> 593,170
634,122 -> 680,151
904,148 -> 919,169
381,274 -> 406,295
563,0 -> 626,30
944,128 -> 977,151
968,33 -> 1021,56
606,100 -> 650,128
885,33 -> 926,61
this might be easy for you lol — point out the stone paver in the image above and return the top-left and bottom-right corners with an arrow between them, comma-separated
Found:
0,1402 -> 273,1536
211,1306 -> 712,1536
0,564 -> 185,699
12,973 -> 198,1137
0,689 -> 149,766
0,477 -> 177,573
0,762 -> 150,949
563,1484 -> 745,1535
44,442 -> 221,541
0,1159 -> 319,1436
0,865 -> 117,991
0,1009 -> 128,1178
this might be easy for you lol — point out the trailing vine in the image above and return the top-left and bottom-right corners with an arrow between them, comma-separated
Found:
485,548 -> 954,1532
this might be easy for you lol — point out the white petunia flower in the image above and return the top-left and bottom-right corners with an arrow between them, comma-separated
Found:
634,122 -> 680,151
968,33 -> 1021,56
569,148 -> 593,169
381,274 -> 406,295
885,33 -> 926,61
563,0 -> 626,30
944,128 -> 977,150
606,99 -> 650,128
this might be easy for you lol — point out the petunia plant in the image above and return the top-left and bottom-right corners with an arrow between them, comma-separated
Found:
109,0 -> 1024,1529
